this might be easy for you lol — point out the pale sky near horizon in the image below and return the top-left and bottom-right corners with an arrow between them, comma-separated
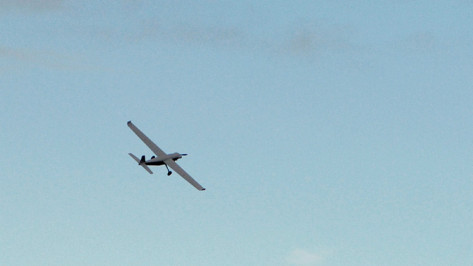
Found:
1,1 -> 472,265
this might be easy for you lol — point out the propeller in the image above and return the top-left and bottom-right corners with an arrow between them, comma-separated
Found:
181,153 -> 188,156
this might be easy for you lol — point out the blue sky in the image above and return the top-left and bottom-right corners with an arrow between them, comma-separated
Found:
1,1 -> 472,265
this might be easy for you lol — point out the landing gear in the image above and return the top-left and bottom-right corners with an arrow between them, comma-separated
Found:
165,164 -> 172,176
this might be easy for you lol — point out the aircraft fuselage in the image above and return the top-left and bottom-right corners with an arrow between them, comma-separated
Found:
145,152 -> 182,166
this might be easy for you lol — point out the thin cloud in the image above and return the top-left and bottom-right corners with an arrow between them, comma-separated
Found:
0,46 -> 37,61
0,45 -> 101,72
382,31 -> 465,58
124,18 -> 357,60
398,32 -> 440,52
0,0 -> 64,11
286,249 -> 326,266
134,19 -> 247,49
280,22 -> 357,57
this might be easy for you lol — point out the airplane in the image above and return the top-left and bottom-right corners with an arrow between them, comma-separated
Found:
127,121 -> 205,191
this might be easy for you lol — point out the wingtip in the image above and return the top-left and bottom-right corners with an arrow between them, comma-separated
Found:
127,121 -> 132,125
201,188 -> 206,191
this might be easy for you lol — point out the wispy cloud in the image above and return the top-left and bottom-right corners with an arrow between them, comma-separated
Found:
382,31 -> 466,59
0,46 -> 30,60
0,0 -> 64,11
114,18 -> 357,60
136,20 -> 246,49
286,248 -> 328,266
397,32 -> 440,52
280,22 -> 355,56
0,45 -> 101,72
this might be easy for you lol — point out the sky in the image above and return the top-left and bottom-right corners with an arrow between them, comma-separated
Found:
1,1 -> 472,265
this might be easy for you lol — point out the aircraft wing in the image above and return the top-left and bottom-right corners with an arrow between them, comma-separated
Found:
127,121 -> 166,157
165,159 -> 206,191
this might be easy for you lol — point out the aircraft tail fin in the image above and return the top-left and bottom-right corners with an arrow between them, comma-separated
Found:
128,153 -> 153,174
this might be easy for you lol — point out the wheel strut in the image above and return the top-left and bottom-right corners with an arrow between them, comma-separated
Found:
165,164 -> 172,176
